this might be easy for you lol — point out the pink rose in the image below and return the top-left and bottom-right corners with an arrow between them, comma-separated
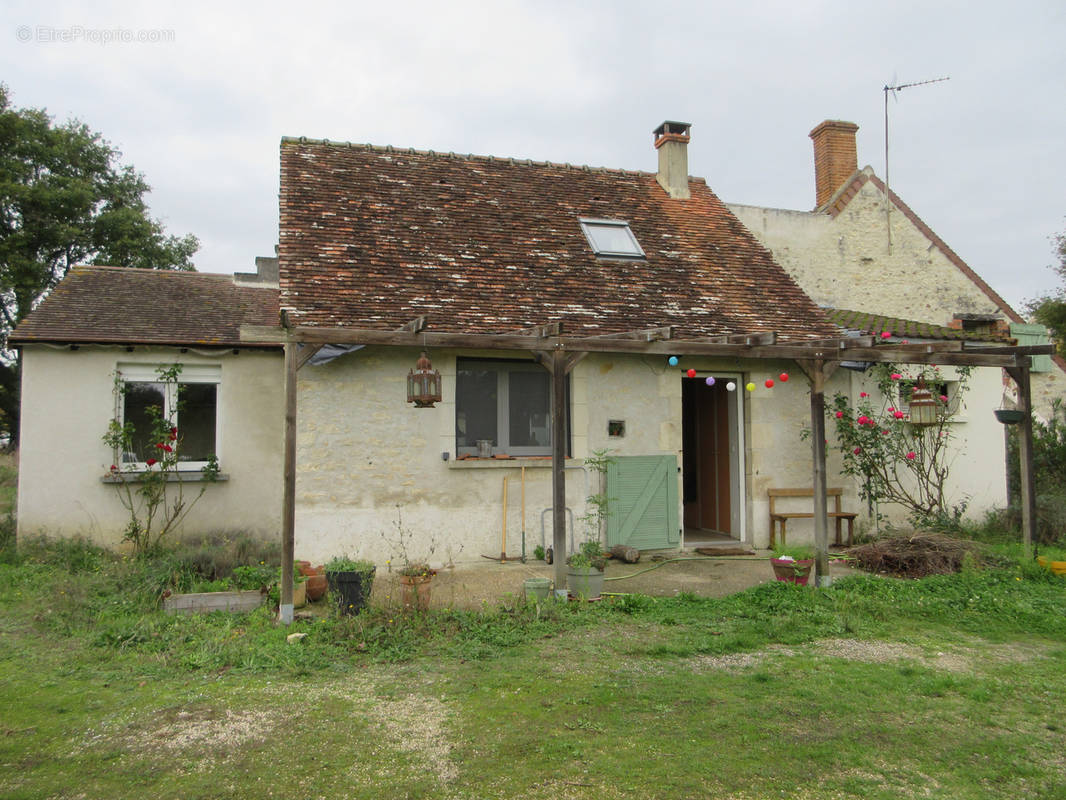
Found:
939,395 -> 949,403
853,447 -> 862,455
906,451 -> 916,460
835,410 -> 844,418
894,411 -> 905,419
881,331 -> 892,339
860,392 -> 868,398
890,373 -> 902,381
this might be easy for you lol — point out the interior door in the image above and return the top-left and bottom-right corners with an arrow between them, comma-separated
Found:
682,377 -> 732,535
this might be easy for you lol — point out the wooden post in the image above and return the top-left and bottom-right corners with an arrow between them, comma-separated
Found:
279,341 -> 298,624
550,350 -> 568,597
1006,365 -> 1037,557
799,359 -> 833,587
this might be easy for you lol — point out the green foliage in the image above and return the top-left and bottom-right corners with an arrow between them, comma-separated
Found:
566,539 -> 607,570
0,84 -> 199,442
771,542 -> 815,561
1007,398 -> 1066,544
824,363 -> 971,523
102,364 -> 220,553
1026,224 -> 1066,355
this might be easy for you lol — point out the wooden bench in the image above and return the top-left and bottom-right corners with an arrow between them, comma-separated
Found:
768,487 -> 856,549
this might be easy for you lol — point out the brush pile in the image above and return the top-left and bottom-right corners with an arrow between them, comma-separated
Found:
848,531 -> 984,578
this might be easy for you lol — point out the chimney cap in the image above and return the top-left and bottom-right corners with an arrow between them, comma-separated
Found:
654,120 -> 692,138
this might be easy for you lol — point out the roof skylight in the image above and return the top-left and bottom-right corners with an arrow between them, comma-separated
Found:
579,218 -> 645,259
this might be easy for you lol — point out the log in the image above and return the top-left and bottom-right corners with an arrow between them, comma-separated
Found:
610,544 -> 640,563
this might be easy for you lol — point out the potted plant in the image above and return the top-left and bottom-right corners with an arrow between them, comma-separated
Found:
397,560 -> 437,612
297,560 -> 328,602
770,543 -> 815,585
324,556 -> 376,615
566,540 -> 607,600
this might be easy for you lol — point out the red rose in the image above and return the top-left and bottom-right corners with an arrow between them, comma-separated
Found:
853,447 -> 861,455
835,411 -> 844,419
906,451 -> 916,460
146,458 -> 157,467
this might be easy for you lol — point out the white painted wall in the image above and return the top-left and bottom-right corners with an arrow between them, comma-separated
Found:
17,345 -> 284,547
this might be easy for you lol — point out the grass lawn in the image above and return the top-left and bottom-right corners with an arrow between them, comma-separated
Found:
1,543 -> 1065,799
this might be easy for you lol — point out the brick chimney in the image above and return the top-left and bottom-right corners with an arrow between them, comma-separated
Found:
809,120 -> 859,208
654,121 -> 691,200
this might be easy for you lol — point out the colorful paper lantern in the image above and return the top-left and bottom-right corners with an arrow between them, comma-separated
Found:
686,368 -> 696,378
779,373 -> 789,382
668,356 -> 679,366
705,377 -> 715,386
764,378 -> 774,388
745,382 -> 755,392
726,382 -> 736,392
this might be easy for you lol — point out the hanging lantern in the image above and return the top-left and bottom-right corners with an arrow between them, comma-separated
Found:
406,351 -> 441,408
908,377 -> 937,425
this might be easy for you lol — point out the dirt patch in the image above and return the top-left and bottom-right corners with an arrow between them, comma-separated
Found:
369,694 -> 457,783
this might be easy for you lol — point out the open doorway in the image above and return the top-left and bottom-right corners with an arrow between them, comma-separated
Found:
682,376 -> 744,545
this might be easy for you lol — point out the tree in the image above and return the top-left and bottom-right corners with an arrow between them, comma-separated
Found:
0,84 -> 198,442
1027,225 -> 1066,355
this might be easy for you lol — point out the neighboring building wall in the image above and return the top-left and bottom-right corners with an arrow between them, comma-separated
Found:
17,346 -> 285,547
729,178 -> 1000,324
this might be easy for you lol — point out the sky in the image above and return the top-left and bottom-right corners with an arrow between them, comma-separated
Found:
2,0 -> 1064,312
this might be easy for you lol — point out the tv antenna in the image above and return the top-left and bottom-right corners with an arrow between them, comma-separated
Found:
883,75 -> 950,248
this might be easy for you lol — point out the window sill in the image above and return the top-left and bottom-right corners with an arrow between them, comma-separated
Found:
101,471 -> 230,484
448,457 -> 581,470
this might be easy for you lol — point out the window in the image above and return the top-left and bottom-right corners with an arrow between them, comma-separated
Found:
115,364 -> 220,469
455,359 -> 569,457
579,218 -> 645,258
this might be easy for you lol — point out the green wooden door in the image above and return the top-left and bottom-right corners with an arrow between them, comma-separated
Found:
1010,323 -> 1053,372
606,456 -> 680,550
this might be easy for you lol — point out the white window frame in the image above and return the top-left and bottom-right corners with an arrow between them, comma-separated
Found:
114,364 -> 221,471
579,217 -> 646,259
455,359 -> 568,457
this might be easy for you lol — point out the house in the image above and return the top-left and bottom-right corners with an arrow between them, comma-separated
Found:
727,120 -> 1065,416
10,121 -> 1043,569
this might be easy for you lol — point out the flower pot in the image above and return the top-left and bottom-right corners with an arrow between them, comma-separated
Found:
994,408 -> 1025,425
566,566 -> 605,600
523,577 -> 551,601
300,563 -> 328,601
293,579 -> 307,608
771,557 -> 814,586
326,568 -> 375,615
399,571 -> 435,612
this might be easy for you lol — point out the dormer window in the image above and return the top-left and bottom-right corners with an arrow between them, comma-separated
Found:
579,218 -> 645,259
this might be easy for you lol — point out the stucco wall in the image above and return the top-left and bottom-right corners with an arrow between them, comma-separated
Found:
292,348 -> 830,563
17,345 -> 284,547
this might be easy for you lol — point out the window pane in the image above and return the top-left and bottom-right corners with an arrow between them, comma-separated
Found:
456,367 -> 498,448
123,382 -> 165,462
177,383 -> 217,462
509,371 -> 551,447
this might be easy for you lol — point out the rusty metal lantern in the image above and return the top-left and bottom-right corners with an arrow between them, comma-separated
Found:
908,377 -> 937,425
406,351 -> 441,408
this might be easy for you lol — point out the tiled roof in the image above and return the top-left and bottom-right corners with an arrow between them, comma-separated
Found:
278,138 -> 838,342
9,266 -> 280,348
827,308 -> 1011,343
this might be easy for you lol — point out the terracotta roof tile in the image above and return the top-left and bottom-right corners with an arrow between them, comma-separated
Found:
827,308 -> 1010,343
278,138 -> 838,342
9,266 -> 280,348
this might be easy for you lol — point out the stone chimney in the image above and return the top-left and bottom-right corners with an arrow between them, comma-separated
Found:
809,120 -> 859,208
654,121 -> 691,200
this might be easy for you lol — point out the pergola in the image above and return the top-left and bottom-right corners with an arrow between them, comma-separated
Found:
242,320 -> 1053,624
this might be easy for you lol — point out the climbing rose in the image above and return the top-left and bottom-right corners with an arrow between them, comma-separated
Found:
109,464 -> 118,472
888,407 -> 895,413
835,411 -> 844,418
894,411 -> 905,419
857,415 -> 869,425
882,430 -> 890,436
881,331 -> 892,338
905,451 -> 916,460
146,458 -> 157,467
939,395 -> 949,403
170,427 -> 178,441
860,392 -> 869,398
890,373 -> 902,380
853,447 -> 862,455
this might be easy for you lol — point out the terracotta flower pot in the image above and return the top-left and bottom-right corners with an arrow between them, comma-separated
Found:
300,563 -> 328,601
399,571 -> 435,612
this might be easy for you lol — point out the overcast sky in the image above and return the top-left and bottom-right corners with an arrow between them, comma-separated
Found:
3,0 -> 1064,312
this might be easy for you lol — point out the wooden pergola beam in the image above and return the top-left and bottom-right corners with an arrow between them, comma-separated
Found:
597,326 -> 674,341
241,325 -> 1038,369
